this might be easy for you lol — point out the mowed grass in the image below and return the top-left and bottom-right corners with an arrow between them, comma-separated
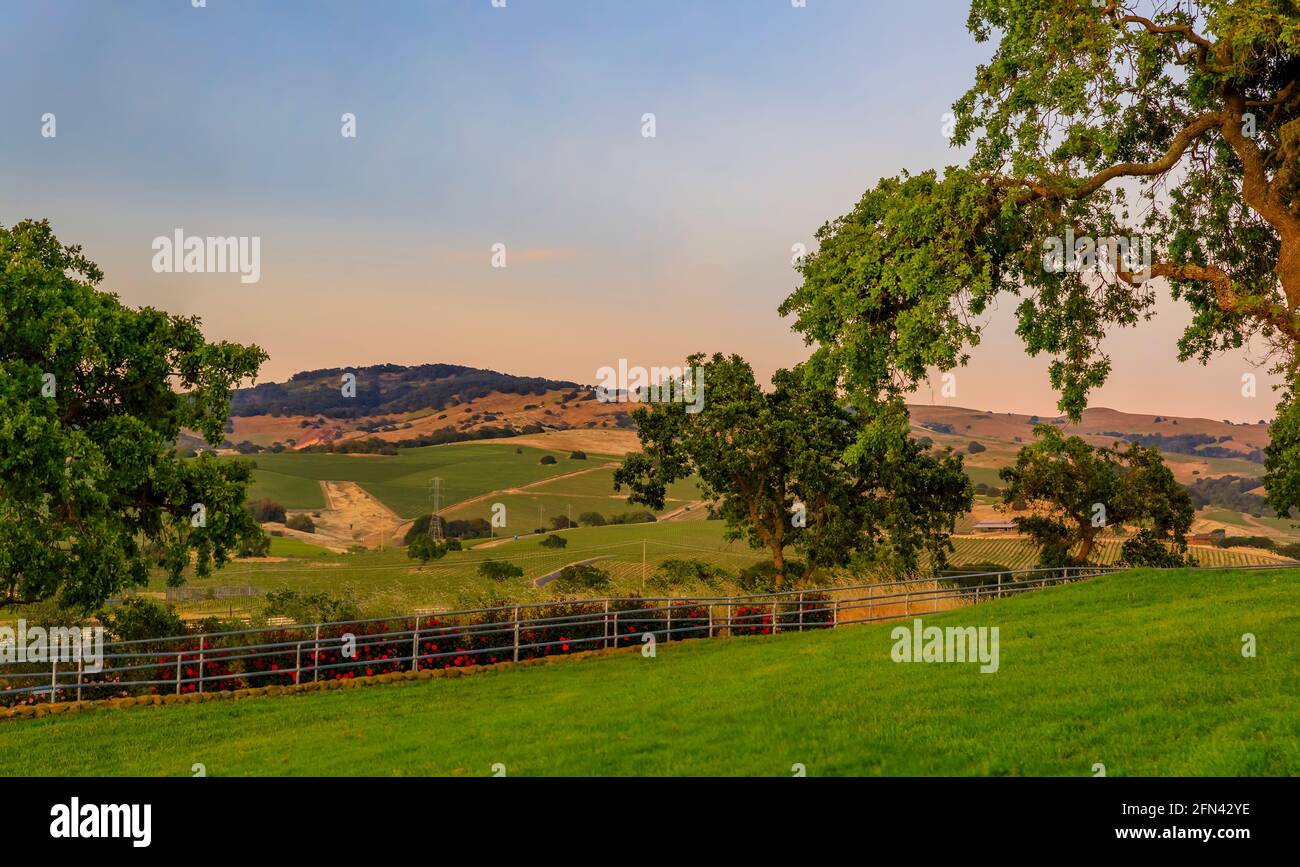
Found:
5,567 -> 1297,776
234,443 -> 592,517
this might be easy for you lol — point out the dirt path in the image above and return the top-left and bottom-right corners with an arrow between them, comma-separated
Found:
658,500 -> 706,521
440,463 -> 620,516
277,481 -> 408,551
532,556 -> 613,587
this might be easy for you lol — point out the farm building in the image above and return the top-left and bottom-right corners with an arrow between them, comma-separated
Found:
972,520 -> 1018,533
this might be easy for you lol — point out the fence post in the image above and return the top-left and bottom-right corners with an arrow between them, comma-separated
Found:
772,599 -> 779,635
613,610 -> 619,648
197,635 -> 205,694
174,651 -> 182,695
50,657 -> 57,703
868,588 -> 874,622
707,605 -> 714,638
726,602 -> 733,636
312,624 -> 321,683
798,591 -> 805,632
666,600 -> 673,644
603,599 -> 611,649
904,591 -> 910,618
410,617 -> 421,672
76,657 -> 83,703
832,598 -> 839,628
998,572 -> 1003,599
294,642 -> 303,685
513,606 -> 521,663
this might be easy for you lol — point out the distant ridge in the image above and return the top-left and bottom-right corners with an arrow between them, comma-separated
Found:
231,363 -> 582,419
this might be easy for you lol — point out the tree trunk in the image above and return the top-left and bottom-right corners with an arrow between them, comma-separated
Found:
771,544 -> 786,590
1077,530 -> 1098,564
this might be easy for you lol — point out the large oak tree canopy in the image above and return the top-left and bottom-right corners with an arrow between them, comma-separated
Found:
0,219 -> 268,610
613,353 -> 972,587
999,424 -> 1195,567
781,1 -> 1300,512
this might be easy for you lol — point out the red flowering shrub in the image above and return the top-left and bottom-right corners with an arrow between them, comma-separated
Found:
731,604 -> 775,636
3,591 -> 838,705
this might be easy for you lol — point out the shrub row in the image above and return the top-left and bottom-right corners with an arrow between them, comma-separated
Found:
2,594 -> 831,706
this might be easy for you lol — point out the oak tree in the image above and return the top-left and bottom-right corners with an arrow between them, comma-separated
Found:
999,425 -> 1194,566
782,2 -> 1300,514
613,353 -> 972,587
1,220 -> 267,610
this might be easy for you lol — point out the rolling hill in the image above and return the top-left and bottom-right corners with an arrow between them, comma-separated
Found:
7,567 -> 1298,776
218,363 -> 634,451
196,363 -> 1300,553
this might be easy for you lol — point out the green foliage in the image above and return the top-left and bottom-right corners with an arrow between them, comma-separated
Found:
539,455 -> 557,465
569,450 -> 587,460
577,511 -> 606,526
735,560 -> 806,594
1215,535 -> 1275,551
262,588 -> 360,624
615,353 -> 971,587
779,5 -> 1300,515
285,513 -> 315,533
1001,426 -> 1194,567
1120,529 -> 1196,569
648,558 -> 729,592
239,531 -> 271,558
403,515 -> 491,544
0,219 -> 267,610
539,534 -> 568,549
607,511 -> 655,525
1186,474 -> 1269,514
99,597 -> 186,642
249,498 -> 287,523
477,560 -> 524,581
407,535 -> 449,563
1275,542 -> 1300,560
549,564 -> 611,593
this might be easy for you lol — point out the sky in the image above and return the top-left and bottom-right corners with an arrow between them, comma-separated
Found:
0,0 -> 1280,422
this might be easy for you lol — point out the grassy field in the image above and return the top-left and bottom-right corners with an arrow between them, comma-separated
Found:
236,442 -> 604,517
159,519 -> 770,618
149,521 -> 1292,621
441,466 -> 700,525
5,567 -> 1297,776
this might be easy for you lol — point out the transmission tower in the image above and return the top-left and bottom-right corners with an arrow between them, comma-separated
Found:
428,477 -> 444,542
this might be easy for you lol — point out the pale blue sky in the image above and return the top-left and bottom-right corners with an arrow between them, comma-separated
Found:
0,1 -> 1276,420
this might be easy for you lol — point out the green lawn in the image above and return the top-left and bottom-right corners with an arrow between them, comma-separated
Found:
6,567 -> 1297,776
